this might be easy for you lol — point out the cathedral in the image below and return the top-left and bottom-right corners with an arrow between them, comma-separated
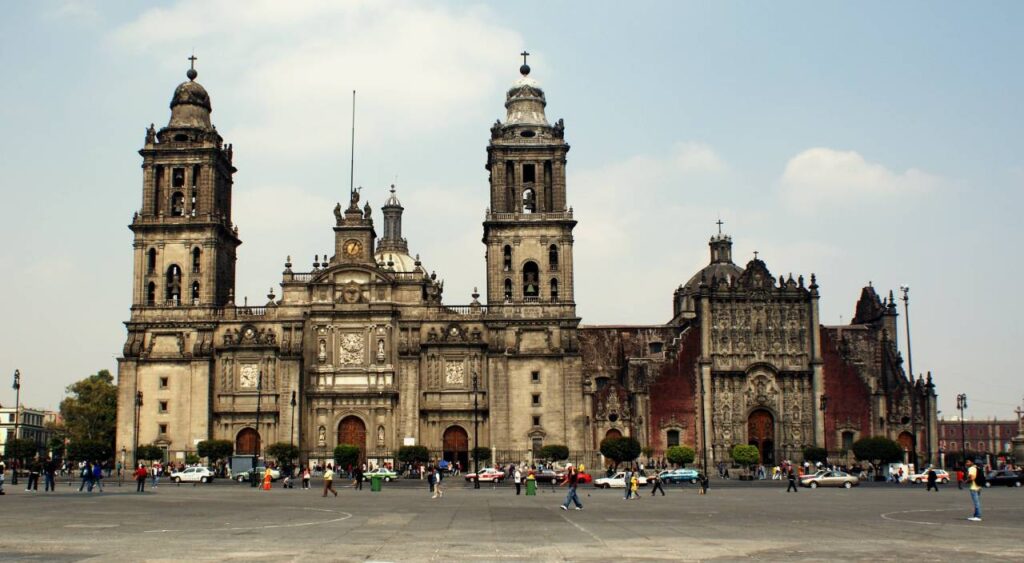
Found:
115,58 -> 937,471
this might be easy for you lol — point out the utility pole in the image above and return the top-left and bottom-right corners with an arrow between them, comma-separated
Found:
472,372 -> 480,489
252,371 -> 263,488
12,369 -> 21,485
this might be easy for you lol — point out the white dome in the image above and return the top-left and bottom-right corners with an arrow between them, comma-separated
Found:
375,250 -> 418,273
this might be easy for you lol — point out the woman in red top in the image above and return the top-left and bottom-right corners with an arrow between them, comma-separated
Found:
134,464 -> 148,493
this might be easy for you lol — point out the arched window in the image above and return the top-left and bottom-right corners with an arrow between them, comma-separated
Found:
171,192 -> 185,216
191,281 -> 200,305
503,278 -> 513,301
522,188 -> 536,214
549,278 -> 559,302
146,282 -> 156,305
548,245 -> 559,268
165,265 -> 181,304
192,247 -> 201,273
667,429 -> 680,447
503,245 -> 512,272
522,261 -> 539,298
842,431 -> 855,451
147,248 -> 157,274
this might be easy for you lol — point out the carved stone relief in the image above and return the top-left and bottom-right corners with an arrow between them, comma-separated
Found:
339,333 -> 364,366
445,361 -> 465,386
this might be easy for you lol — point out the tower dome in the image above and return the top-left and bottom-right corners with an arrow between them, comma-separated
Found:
168,65 -> 212,130
504,55 -> 548,126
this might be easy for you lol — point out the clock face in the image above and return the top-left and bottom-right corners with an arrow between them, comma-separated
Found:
344,239 -> 363,258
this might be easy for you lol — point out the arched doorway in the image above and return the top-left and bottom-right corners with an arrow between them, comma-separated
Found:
605,429 -> 623,440
443,426 -> 469,469
338,416 -> 367,465
747,410 -> 775,465
898,431 -> 914,463
236,428 -> 260,456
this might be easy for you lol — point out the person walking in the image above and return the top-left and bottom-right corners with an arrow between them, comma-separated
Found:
513,467 -> 522,495
43,458 -> 56,492
93,461 -> 105,492
559,464 -> 583,510
698,472 -> 708,495
78,462 -> 93,493
302,467 -> 311,490
322,466 -> 338,497
353,466 -> 364,490
134,464 -> 148,493
629,473 -> 640,500
965,459 -> 983,521
151,462 -> 161,488
26,458 -> 41,491
433,466 -> 444,499
0,460 -> 6,495
650,472 -> 665,496
428,467 -> 436,497
623,467 -> 632,500
926,467 -> 939,492
956,467 -> 964,490
786,468 -> 798,492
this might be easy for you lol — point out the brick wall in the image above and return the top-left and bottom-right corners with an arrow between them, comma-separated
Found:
648,327 -> 700,451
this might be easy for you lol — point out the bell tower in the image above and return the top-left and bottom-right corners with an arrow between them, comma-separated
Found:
131,58 -> 240,308
483,54 -> 575,306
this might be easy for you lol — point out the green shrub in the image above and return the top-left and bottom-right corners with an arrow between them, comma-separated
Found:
666,445 -> 696,466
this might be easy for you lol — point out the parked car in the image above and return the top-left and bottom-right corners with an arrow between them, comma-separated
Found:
984,470 -> 1023,487
362,468 -> 398,482
550,470 -> 594,485
658,468 -> 700,484
909,469 -> 951,484
170,466 -> 216,483
465,467 -> 505,482
594,471 -> 648,489
800,470 -> 859,489
799,470 -> 829,482
235,466 -> 281,483
532,469 -> 561,483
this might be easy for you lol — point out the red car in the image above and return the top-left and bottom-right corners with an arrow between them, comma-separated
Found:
465,467 -> 506,482
555,470 -> 593,484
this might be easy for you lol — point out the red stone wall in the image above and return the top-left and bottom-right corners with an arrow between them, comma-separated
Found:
821,327 -> 872,445
648,327 -> 700,452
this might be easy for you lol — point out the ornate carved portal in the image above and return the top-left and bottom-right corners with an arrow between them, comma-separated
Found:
338,416 -> 367,464
443,425 -> 469,469
747,409 -> 775,465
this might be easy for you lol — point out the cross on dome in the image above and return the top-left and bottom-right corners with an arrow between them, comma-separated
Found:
520,50 -> 531,76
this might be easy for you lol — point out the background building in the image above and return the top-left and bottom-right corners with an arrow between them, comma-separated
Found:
0,405 -> 55,458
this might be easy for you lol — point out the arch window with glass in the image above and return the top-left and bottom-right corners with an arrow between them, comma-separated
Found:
667,429 -> 681,447
522,261 -> 539,298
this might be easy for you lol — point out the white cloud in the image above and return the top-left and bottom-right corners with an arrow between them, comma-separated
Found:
780,148 -> 939,212
110,0 -> 523,159
46,0 -> 100,22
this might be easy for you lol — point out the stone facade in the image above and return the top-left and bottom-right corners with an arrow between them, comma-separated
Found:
116,60 -> 938,470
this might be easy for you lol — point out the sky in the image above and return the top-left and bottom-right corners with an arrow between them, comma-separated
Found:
1,1 -> 1021,420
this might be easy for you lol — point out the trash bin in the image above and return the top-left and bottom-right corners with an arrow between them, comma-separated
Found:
371,475 -> 383,492
525,479 -> 537,496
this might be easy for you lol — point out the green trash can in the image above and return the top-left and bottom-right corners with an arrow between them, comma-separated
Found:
525,479 -> 537,496
370,475 -> 383,492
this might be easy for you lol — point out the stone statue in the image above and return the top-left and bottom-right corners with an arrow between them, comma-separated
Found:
146,123 -> 156,144
334,203 -> 342,224
318,426 -> 327,447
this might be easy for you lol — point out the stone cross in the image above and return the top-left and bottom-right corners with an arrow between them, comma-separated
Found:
188,54 -> 197,70
716,219 -> 724,234
521,51 -> 530,65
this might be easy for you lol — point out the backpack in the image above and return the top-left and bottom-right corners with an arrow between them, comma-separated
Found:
973,468 -> 986,488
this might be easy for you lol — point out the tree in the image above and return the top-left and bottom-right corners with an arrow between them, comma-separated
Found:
333,445 -> 360,468
396,445 -> 430,465
600,436 -> 641,468
185,453 -> 200,465
68,440 -> 114,462
197,439 -> 233,463
539,444 -> 570,462
135,444 -> 164,462
803,446 -> 828,464
666,445 -> 696,467
472,447 -> 491,465
5,438 -> 39,464
731,445 -> 759,469
852,436 -> 902,465
59,370 -> 118,455
266,442 -> 300,465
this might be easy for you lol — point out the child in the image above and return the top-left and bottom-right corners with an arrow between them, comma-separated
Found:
630,473 -> 640,499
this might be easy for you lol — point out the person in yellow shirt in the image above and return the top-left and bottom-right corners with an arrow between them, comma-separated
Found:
629,473 -> 640,499
322,466 -> 338,497
965,459 -> 982,521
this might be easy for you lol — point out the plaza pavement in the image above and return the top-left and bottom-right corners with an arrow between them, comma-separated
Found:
0,477 -> 1021,562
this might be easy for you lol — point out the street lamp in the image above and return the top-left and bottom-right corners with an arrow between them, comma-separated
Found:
820,395 -> 829,462
290,391 -> 297,448
956,393 -> 968,465
899,285 -> 920,468
11,369 -> 21,485
134,391 -> 143,465
252,370 -> 263,487
472,372 -> 480,489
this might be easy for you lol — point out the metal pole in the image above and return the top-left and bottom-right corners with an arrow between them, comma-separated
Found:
134,391 -> 143,466
958,394 -> 967,465
252,372 -> 263,487
12,370 -> 20,485
900,286 -> 919,468
473,373 -> 479,489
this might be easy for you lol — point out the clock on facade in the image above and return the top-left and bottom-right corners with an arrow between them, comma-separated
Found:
343,239 -> 363,258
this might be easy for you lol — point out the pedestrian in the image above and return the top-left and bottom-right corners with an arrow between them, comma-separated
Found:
433,466 -> 444,498
623,467 -> 632,500
302,467 -> 311,489
650,473 -> 665,496
151,463 -> 160,488
965,459 -> 983,521
262,466 -> 273,490
78,462 -> 93,492
134,464 -> 148,493
956,467 -> 964,490
93,461 -> 105,492
44,458 -> 56,492
322,466 -> 338,497
0,459 -> 6,495
514,467 -> 522,495
698,472 -> 708,495
926,467 -> 939,492
629,473 -> 640,499
786,468 -> 798,492
353,466 -> 364,490
428,467 -> 436,497
26,458 -> 41,491
559,464 -> 583,510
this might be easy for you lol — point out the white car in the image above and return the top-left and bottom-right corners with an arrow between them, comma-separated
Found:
171,466 -> 216,483
909,469 -> 951,484
594,471 -> 648,489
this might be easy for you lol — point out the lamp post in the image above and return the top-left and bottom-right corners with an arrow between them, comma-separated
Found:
472,372 -> 480,489
956,394 -> 968,466
290,391 -> 297,448
820,395 -> 829,463
133,391 -> 143,466
899,285 -> 920,468
252,371 -> 263,487
12,369 -> 21,485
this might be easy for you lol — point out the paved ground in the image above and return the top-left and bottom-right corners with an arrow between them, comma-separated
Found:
0,477 -> 1021,561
